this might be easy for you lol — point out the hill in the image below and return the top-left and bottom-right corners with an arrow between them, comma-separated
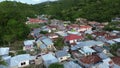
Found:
0,1 -> 37,46
34,0 -> 120,22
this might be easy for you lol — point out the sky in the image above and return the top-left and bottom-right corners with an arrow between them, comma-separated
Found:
0,0 -> 56,4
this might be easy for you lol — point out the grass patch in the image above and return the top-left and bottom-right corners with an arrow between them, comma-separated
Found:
27,24 -> 40,28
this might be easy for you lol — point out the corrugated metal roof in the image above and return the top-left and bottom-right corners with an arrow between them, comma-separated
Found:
41,53 -> 58,67
42,38 -> 53,46
64,61 -> 82,68
55,50 -> 69,58
40,44 -> 47,49
0,47 -> 9,56
10,54 -> 34,67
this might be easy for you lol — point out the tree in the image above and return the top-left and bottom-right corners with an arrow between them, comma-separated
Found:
86,34 -> 94,40
109,43 -> 120,56
48,63 -> 64,68
1,19 -> 29,46
54,37 -> 64,48
40,31 -> 48,34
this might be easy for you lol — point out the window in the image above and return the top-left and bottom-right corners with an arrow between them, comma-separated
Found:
21,62 -> 26,66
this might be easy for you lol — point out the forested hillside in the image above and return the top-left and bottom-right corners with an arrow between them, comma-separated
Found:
0,1 -> 38,46
34,0 -> 120,22
0,0 -> 120,46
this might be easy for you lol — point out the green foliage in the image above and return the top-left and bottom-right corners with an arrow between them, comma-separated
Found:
86,34 -> 94,40
103,22 -> 120,31
40,31 -> 48,34
54,37 -> 64,48
17,50 -> 26,55
0,1 -> 32,46
109,43 -> 120,56
34,0 -> 120,22
0,56 -> 7,66
27,24 -> 40,28
48,63 -> 64,68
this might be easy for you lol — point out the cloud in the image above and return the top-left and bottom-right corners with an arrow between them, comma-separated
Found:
32,0 -> 40,2
0,0 -> 57,4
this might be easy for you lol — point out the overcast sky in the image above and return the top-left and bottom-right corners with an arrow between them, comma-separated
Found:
0,0 -> 56,4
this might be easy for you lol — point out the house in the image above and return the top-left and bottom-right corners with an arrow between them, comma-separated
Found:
79,54 -> 102,68
55,50 -> 70,62
66,24 -> 79,31
88,21 -> 98,25
36,39 -> 43,48
50,19 -> 65,31
106,40 -> 116,45
10,54 -> 35,68
46,33 -> 59,40
76,40 -> 104,47
70,40 -> 104,51
95,23 -> 105,29
55,31 -> 68,37
42,38 -> 56,51
113,38 -> 120,43
23,40 -> 35,50
26,18 -> 47,24
40,44 -> 47,53
78,46 -> 96,56
41,26 -> 51,33
92,46 -> 105,53
76,18 -> 87,24
63,46 -> 69,51
64,34 -> 83,45
111,17 -> 120,22
79,25 -> 92,32
85,30 -> 93,34
92,58 -> 115,68
48,25 -> 58,31
0,47 -> 9,56
64,61 -> 82,68
111,57 -> 120,66
97,52 -> 109,59
67,31 -> 80,35
41,53 -> 58,67
31,28 -> 41,38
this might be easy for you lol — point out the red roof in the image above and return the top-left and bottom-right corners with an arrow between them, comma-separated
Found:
80,54 -> 102,64
105,35 -> 118,40
29,18 -> 47,23
80,25 -> 92,29
67,24 -> 79,29
112,57 -> 120,66
93,31 -> 108,37
65,34 -> 82,41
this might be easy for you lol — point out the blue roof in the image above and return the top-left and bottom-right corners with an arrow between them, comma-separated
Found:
55,50 -> 69,58
0,47 -> 9,56
64,61 -> 82,68
76,40 -> 104,47
24,40 -> 35,46
40,44 -> 47,49
106,40 -> 115,45
42,38 -> 53,46
97,53 -> 109,59
10,54 -> 34,67
81,46 -> 96,53
42,53 -> 58,67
